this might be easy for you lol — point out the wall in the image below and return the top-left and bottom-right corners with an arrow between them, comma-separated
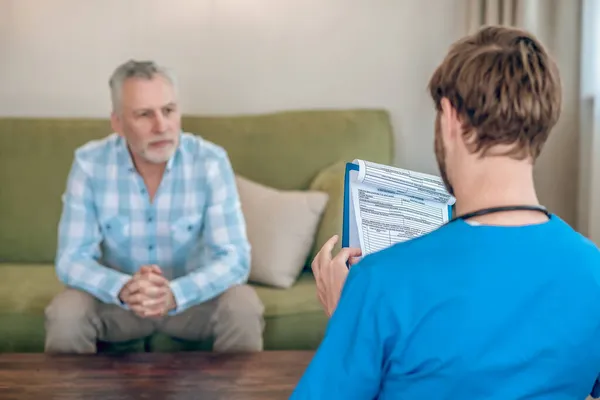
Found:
0,0 -> 584,227
0,0 -> 465,173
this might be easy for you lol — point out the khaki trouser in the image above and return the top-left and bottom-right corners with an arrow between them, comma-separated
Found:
44,284 -> 265,353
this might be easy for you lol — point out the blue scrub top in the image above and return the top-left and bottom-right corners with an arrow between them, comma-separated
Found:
291,216 -> 600,399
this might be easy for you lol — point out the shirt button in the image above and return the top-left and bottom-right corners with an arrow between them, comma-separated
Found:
140,188 -> 146,194
148,245 -> 154,250
147,216 -> 153,223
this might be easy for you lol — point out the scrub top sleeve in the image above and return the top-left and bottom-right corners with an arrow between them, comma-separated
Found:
290,262 -> 399,399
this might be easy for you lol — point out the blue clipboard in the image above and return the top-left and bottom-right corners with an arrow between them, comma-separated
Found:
342,162 -> 359,248
342,161 -> 453,249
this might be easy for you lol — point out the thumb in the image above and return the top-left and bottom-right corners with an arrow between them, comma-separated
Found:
138,265 -> 152,274
138,265 -> 162,276
322,235 -> 339,254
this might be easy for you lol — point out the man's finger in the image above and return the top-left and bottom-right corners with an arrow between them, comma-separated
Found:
142,294 -> 166,309
127,292 -> 146,306
119,289 -> 130,304
141,284 -> 165,298
146,264 -> 163,275
128,278 -> 157,295
349,256 -> 362,267
141,298 -> 167,317
127,280 -> 142,295
143,308 -> 166,318
138,265 -> 151,274
315,235 -> 339,269
142,272 -> 168,286
134,277 -> 166,297
130,304 -> 147,318
136,266 -> 153,277
333,247 -> 362,264
138,265 -> 162,276
321,235 -> 339,256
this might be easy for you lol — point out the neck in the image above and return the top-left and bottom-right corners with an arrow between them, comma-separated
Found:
138,162 -> 166,181
130,152 -> 167,181
452,157 -> 548,225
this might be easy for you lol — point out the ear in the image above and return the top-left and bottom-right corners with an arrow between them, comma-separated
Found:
440,98 -> 459,142
110,111 -> 123,136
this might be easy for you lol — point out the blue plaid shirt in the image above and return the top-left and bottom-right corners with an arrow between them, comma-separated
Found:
55,132 -> 251,314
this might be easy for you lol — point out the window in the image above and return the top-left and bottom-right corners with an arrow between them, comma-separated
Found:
577,0 -> 600,242
581,0 -> 598,97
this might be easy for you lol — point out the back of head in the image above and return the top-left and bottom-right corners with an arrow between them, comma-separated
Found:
428,25 -> 562,161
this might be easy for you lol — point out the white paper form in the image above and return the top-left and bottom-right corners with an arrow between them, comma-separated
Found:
350,160 -> 455,255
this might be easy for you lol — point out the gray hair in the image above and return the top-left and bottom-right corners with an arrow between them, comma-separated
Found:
108,60 -> 178,113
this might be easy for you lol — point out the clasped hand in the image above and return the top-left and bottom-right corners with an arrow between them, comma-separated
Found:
118,265 -> 176,318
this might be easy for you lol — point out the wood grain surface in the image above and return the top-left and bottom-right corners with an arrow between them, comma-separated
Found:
0,351 -> 314,400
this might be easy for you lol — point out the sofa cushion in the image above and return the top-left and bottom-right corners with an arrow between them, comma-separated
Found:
0,264 -> 328,351
236,175 -> 328,288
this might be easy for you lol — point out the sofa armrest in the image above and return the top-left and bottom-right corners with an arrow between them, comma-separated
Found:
307,161 -> 347,265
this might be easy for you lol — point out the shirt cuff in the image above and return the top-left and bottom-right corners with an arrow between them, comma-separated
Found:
106,271 -> 133,307
168,278 -> 187,315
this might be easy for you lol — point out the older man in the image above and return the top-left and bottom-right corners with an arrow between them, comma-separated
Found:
44,60 -> 264,353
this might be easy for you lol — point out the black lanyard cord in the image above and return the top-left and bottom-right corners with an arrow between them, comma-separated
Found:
449,205 -> 551,224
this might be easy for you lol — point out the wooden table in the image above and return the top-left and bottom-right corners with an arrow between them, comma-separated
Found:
0,351 -> 314,399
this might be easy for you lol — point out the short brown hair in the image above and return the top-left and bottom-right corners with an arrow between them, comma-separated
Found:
428,25 -> 562,160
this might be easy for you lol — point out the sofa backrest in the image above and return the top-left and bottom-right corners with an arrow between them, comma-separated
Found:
0,109 -> 394,263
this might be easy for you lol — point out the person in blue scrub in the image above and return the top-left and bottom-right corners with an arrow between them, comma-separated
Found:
291,25 -> 600,400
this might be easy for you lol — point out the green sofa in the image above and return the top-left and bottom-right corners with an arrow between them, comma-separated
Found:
0,109 -> 394,352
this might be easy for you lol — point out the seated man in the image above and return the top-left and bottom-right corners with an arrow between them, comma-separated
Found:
45,60 -> 264,353
292,26 -> 600,399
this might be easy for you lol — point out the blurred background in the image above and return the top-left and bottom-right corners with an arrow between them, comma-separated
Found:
0,0 -> 598,242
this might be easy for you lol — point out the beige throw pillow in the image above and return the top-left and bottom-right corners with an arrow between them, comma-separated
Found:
235,175 -> 329,288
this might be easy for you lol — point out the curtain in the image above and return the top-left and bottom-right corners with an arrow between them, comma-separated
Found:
466,0 -> 541,34
464,0 -> 586,237
578,0 -> 600,245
